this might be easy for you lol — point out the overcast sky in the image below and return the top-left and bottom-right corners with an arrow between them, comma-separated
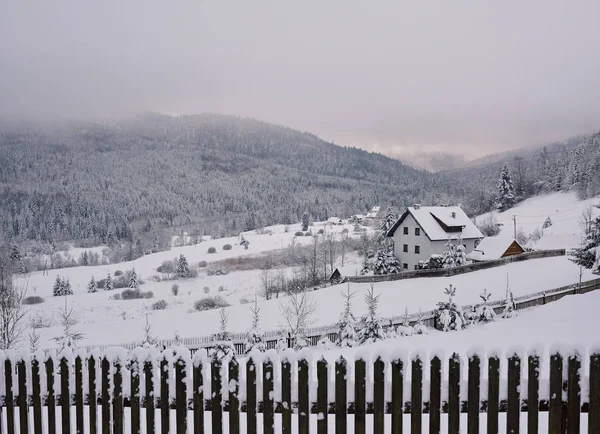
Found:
2,1 -> 600,163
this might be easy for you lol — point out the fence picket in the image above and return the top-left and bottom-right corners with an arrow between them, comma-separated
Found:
528,353 -> 540,434
101,358 -> 110,434
88,356 -> 97,434
228,358 -> 239,434
487,354 -> 500,434
507,353 -> 521,434
161,358 -> 170,434
467,354 -> 480,434
355,357 -> 366,434
246,357 -> 257,434
281,358 -> 292,434
60,357 -> 70,434
211,360 -> 223,434
263,359 -> 274,434
144,361 -> 155,434
131,359 -> 141,434
175,355 -> 187,434
17,359 -> 28,434
549,352 -> 563,434
113,358 -> 124,434
448,353 -> 460,434
298,357 -> 309,434
317,358 -> 328,434
429,356 -> 441,434
567,351 -> 581,434
46,358 -> 56,434
5,358 -> 14,434
335,357 -> 347,434
411,356 -> 422,434
590,351 -> 600,434
75,356 -> 84,434
193,360 -> 204,434
391,358 -> 404,434
31,357 -> 43,434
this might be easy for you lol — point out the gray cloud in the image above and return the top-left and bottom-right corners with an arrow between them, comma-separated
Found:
2,1 -> 600,161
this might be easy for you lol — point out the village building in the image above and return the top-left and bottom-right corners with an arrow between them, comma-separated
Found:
386,205 -> 483,270
467,237 -> 525,262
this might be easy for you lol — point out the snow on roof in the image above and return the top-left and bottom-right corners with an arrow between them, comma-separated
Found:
388,206 -> 483,241
466,236 -> 523,261
327,217 -> 342,223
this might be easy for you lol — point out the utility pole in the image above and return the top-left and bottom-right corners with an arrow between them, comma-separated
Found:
512,215 -> 517,239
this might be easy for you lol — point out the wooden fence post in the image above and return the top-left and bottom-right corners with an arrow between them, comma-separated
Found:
549,351 -> 563,434
31,356 -> 43,434
448,353 -> 460,434
467,353 -> 480,434
211,359 -> 223,434
160,357 -> 170,434
391,357 -> 404,434
75,355 -> 84,434
281,357 -> 292,434
113,357 -> 124,434
246,357 -> 257,434
46,357 -> 56,434
567,350 -> 581,434
429,355 -> 441,434
175,353 -> 188,434
487,354 -> 500,434
589,350 -> 600,433
374,357 -> 385,434
317,357 -> 328,434
88,356 -> 97,434
5,358 -> 14,434
101,358 -> 110,434
335,357 -> 347,434
355,357 -> 366,434
264,358 -> 275,434
130,357 -> 140,434
411,355 -> 422,434
228,358 -> 240,434
298,357 -> 310,434
528,351 -> 540,434
144,360 -> 155,434
17,358 -> 28,434
507,352 -> 521,434
60,356 -> 71,434
193,356 -> 205,434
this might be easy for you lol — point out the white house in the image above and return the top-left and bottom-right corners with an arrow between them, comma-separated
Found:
386,205 -> 483,270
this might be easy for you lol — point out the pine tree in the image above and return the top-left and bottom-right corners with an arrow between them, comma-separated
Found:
29,327 -> 41,353
571,216 -> 600,271
9,244 -> 21,261
379,206 -> 397,247
128,268 -> 139,289
244,296 -> 266,354
336,285 -> 358,347
63,278 -> 73,295
397,306 -> 415,336
244,212 -> 256,232
442,238 -> 457,268
209,308 -> 235,362
359,283 -> 386,344
105,272 -> 114,291
476,289 -> 496,323
496,163 -> 516,211
141,313 -> 158,348
53,297 -> 84,350
434,285 -> 465,331
413,308 -> 428,335
87,276 -> 97,293
53,276 -> 63,297
176,254 -> 190,278
373,249 -> 401,275
501,276 -> 518,318
301,213 -> 309,232
542,216 -> 553,229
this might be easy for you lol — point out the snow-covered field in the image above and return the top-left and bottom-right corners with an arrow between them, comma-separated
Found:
18,192 -> 599,353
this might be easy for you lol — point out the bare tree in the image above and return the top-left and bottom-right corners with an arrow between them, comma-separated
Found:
340,231 -> 349,266
258,266 -> 275,300
325,233 -> 338,276
275,267 -> 287,298
308,235 -> 320,286
0,250 -> 27,350
580,205 -> 594,235
279,289 -> 316,338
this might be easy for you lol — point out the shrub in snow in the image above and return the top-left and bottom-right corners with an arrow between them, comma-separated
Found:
413,308 -> 428,335
396,307 -> 415,336
207,247 -> 217,254
293,335 -> 309,350
198,260 -> 208,268
244,297 -> 266,354
240,235 -> 250,250
223,244 -> 232,251
342,228 -> 349,234
276,335 -> 289,352
152,299 -> 168,310
157,260 -> 176,274
209,309 -> 235,362
171,283 -> 179,296
359,283 -> 386,344
317,229 -> 324,235
203,286 -> 211,294
476,289 -> 496,323
336,285 -> 359,347
502,290 -> 518,318
373,249 -> 401,275
542,216 -> 553,229
114,270 -> 124,276
52,276 -> 73,296
317,335 -> 334,350
463,306 -> 477,326
23,295 -> 44,305
141,314 -> 158,348
121,288 -> 153,300
477,214 -> 501,237
194,296 -> 230,311
428,254 -> 444,270
294,231 -> 304,237
434,285 -> 465,332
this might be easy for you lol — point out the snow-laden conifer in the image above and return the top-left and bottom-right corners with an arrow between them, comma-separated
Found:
496,163 -> 516,211
336,284 -> 359,347
476,289 -> 496,323
359,283 -> 386,344
244,296 -> 266,354
373,250 -> 401,275
209,308 -> 235,362
87,276 -> 97,293
434,284 -> 465,331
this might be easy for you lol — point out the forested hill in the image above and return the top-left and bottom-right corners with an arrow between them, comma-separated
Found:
0,113 -> 455,246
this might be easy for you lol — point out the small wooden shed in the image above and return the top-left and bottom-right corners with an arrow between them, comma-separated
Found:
467,237 -> 525,262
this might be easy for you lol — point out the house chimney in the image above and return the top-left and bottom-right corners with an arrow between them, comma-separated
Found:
451,211 -> 456,218
413,204 -> 420,210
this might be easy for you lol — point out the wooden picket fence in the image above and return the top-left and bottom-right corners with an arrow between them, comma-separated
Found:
0,346 -> 599,433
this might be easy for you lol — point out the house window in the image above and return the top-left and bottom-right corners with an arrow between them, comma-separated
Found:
403,263 -> 408,269
403,244 -> 408,253
403,227 -> 409,235
415,228 -> 420,236
415,245 -> 420,254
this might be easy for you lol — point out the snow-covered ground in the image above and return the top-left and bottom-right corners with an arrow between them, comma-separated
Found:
478,191 -> 600,250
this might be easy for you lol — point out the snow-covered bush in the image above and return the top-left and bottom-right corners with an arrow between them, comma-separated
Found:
502,290 -> 518,318
275,335 -> 289,352
120,288 -> 153,300
359,283 -> 386,344
223,244 -> 232,251
463,306 -> 477,326
476,289 -> 496,323
373,250 -> 401,275
207,247 -> 217,254
198,260 -> 208,268
413,308 -> 428,335
23,296 -> 44,305
442,238 -> 467,269
336,286 -> 359,347
240,235 -> 250,250
209,308 -> 235,362
294,231 -> 304,237
244,297 -> 266,354
317,335 -> 334,350
194,296 -> 230,311
128,268 -> 139,289
434,285 -> 465,332
396,307 -> 415,336
571,216 -> 600,270
171,283 -> 179,296
477,213 -> 501,237
152,299 -> 168,310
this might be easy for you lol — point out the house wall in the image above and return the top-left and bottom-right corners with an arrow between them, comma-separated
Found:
392,214 -> 478,270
